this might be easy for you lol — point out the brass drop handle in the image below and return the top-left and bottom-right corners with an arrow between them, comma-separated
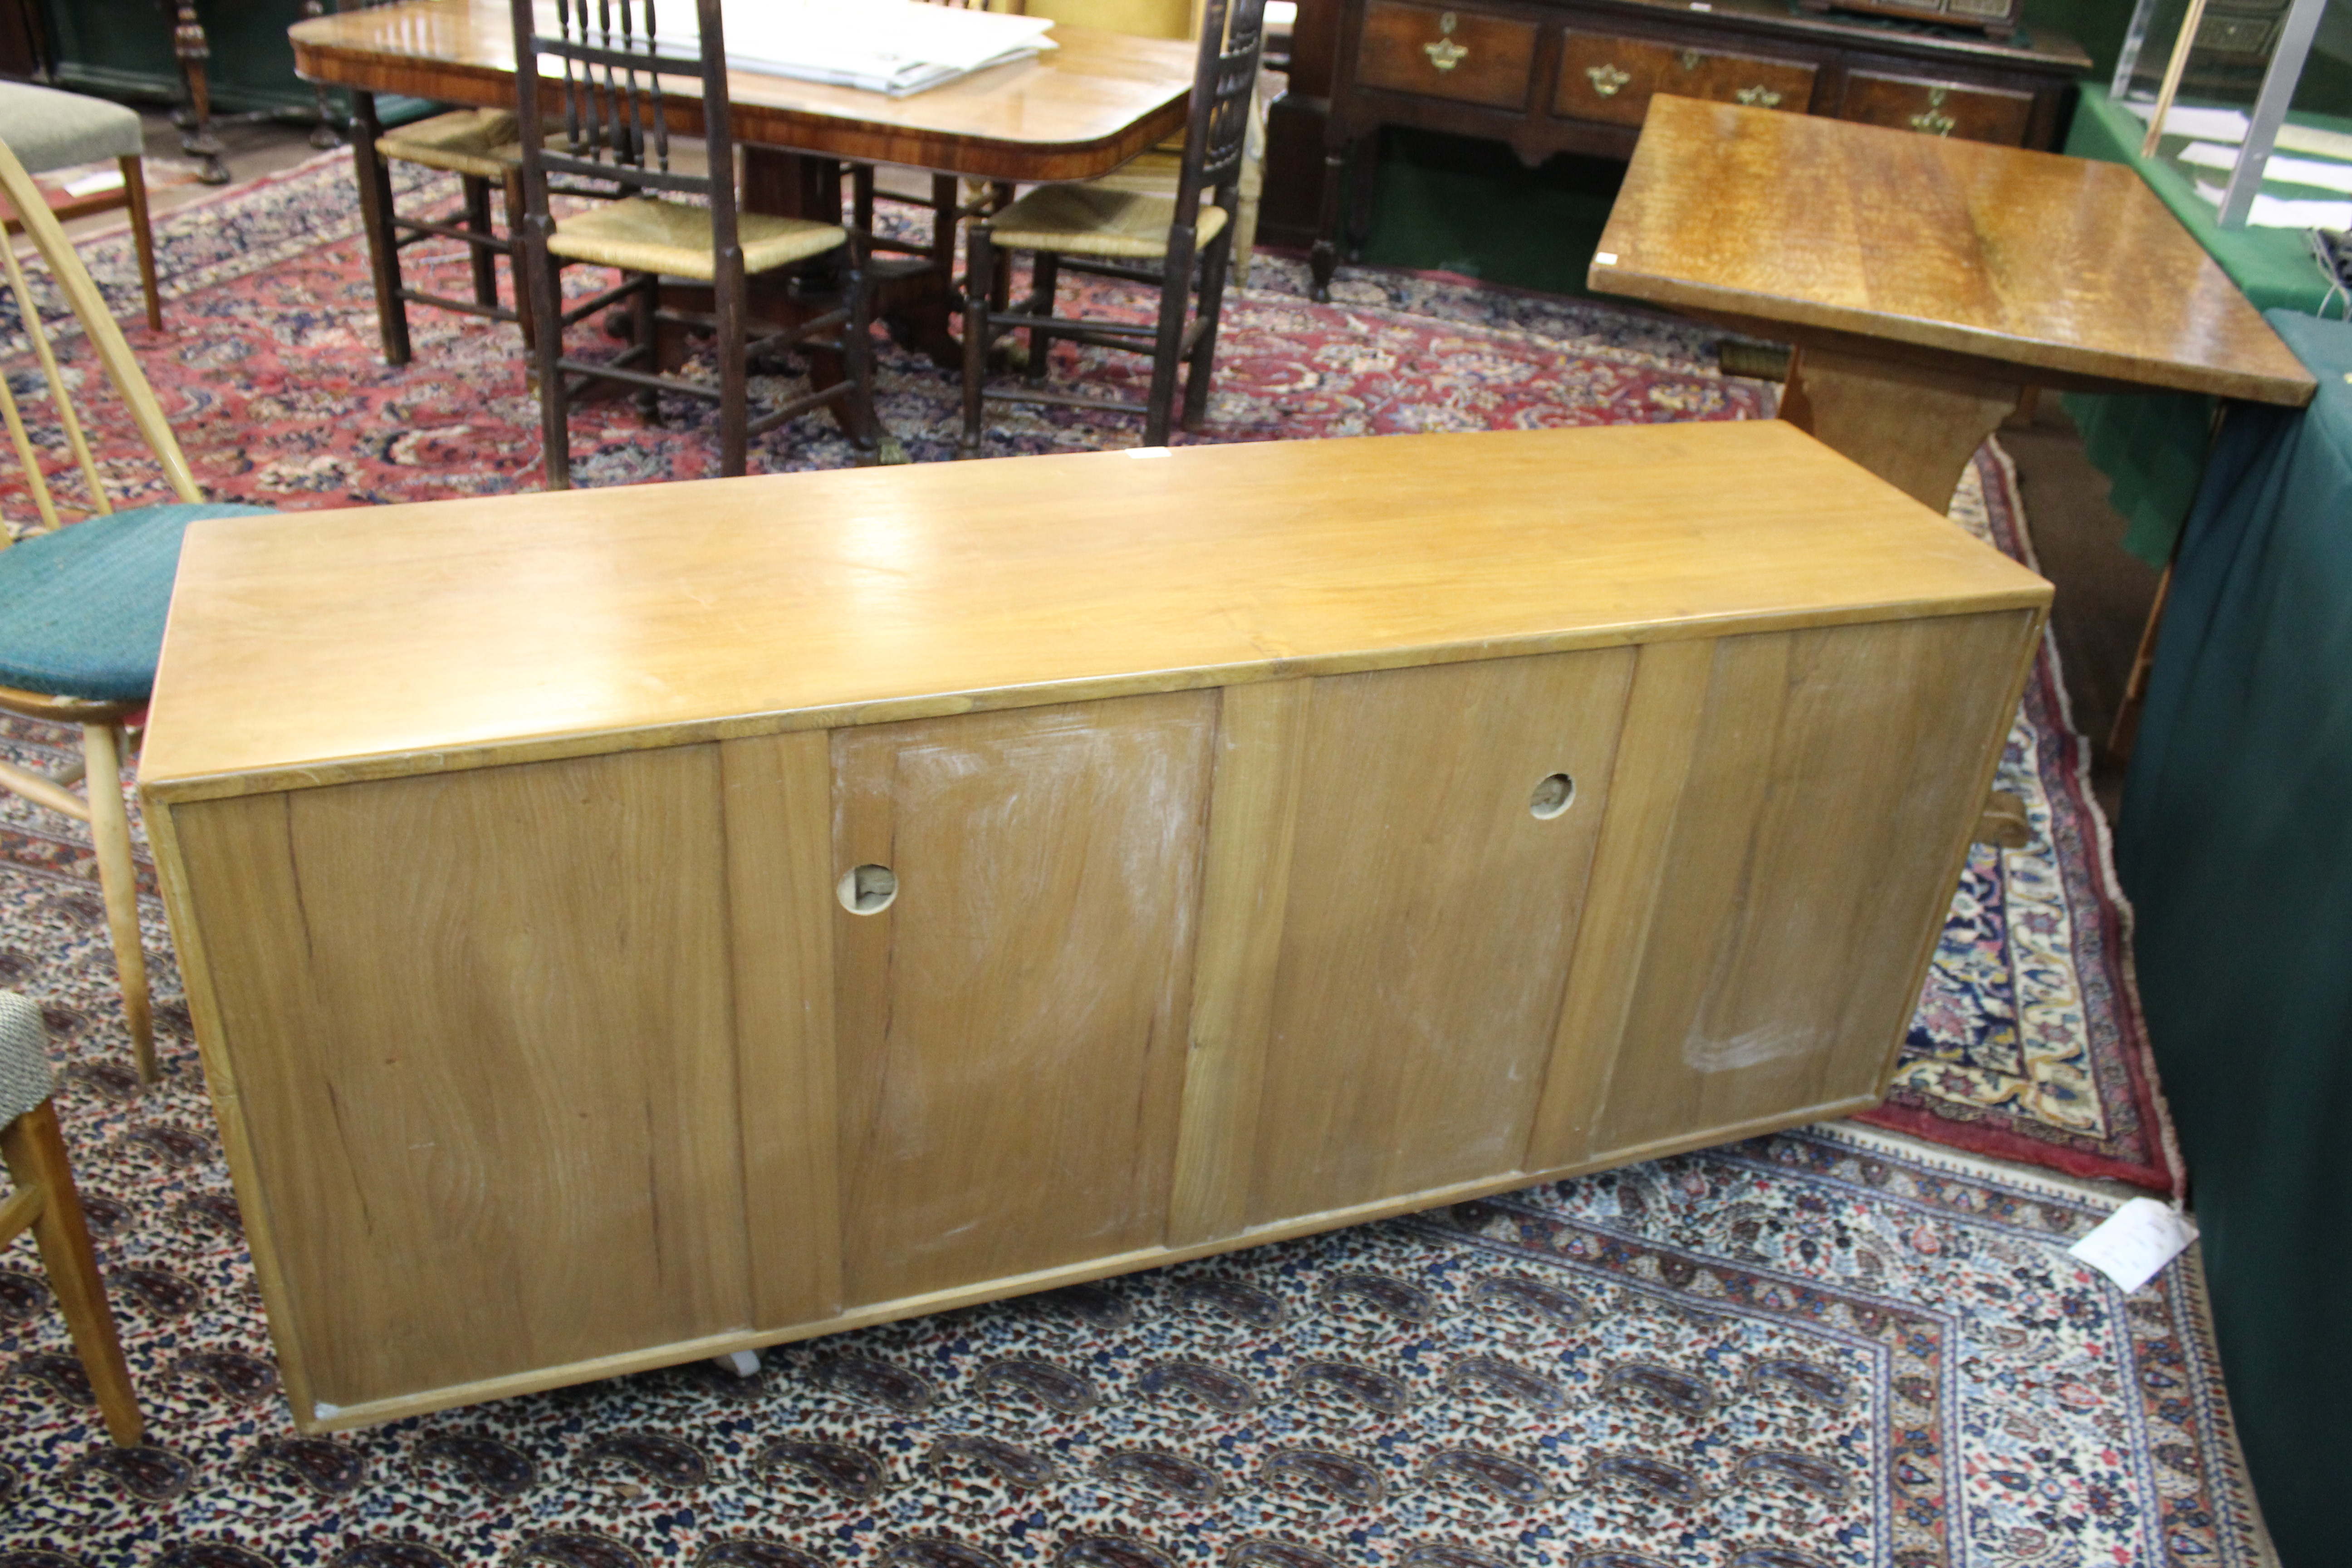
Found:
1678,49 -> 1702,70
1910,85 -> 1956,137
1735,84 -> 1783,107
1587,63 -> 1632,97
1425,10 -> 1468,71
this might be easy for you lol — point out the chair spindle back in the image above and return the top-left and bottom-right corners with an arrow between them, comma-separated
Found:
0,137 -> 200,543
513,0 -> 738,216
1173,0 -> 1268,218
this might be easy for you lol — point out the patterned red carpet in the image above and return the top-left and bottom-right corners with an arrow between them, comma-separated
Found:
0,152 -> 2234,1568
1855,451 -> 2178,1194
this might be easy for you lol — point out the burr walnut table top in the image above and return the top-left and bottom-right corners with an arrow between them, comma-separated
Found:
289,0 -> 1196,183
141,422 -> 2049,805
1592,96 -> 2316,407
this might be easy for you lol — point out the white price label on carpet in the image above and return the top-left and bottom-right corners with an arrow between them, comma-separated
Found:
2070,1197 -> 2198,1293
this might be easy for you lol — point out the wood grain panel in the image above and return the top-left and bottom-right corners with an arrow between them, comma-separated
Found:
1357,1 -> 1539,109
142,424 -> 2053,806
1167,679 -> 1313,1248
723,730 -> 846,1330
1778,343 -> 2026,513
1249,649 -> 1635,1223
290,2 -> 1195,185
168,749 -> 749,1415
1838,72 -> 2033,146
1555,33 -> 1677,127
1555,34 -> 1814,127
1591,97 -> 2314,407
1523,637 -> 1716,1171
1588,610 -> 2038,1157
1676,52 -> 1816,113
832,694 -> 1216,1304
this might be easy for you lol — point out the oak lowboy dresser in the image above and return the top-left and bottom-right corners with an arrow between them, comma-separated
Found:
1302,0 -> 2092,298
140,423 -> 2050,1431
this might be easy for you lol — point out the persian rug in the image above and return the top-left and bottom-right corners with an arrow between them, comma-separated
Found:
0,857 -> 2269,1568
1,152 -> 1769,504
1856,452 -> 2178,1195
0,147 -> 2239,1565
0,150 -> 2174,1187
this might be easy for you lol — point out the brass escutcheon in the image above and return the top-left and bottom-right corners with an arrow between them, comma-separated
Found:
1910,84 -> 1955,135
1426,9 -> 1467,71
1678,49 -> 1702,70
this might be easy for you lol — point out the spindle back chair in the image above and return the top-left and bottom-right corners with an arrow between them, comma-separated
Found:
0,135 -> 274,1085
512,0 -> 875,484
960,0 -> 1268,451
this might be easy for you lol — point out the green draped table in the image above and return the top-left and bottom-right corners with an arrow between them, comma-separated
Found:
2063,85 -> 2348,564
2115,309 -> 2352,1568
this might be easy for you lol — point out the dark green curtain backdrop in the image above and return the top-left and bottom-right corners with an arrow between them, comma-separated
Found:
2116,311 -> 2352,1568
38,0 -> 316,115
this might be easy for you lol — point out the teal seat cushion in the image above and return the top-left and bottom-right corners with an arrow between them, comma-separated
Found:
0,502 -> 275,705
0,83 -> 145,175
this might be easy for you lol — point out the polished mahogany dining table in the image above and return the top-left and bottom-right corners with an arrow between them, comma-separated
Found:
289,0 -> 1197,363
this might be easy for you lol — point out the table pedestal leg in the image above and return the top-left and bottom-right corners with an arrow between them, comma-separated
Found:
1778,346 -> 2021,514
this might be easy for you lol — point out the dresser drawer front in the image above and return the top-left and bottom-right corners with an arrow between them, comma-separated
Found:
1357,2 -> 1540,110
1556,32 -> 1816,127
1678,50 -> 1817,112
1838,71 -> 2033,145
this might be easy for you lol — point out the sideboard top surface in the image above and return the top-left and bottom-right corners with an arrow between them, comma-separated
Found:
142,422 -> 2048,803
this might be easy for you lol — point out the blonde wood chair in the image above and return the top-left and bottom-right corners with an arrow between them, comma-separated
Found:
0,135 -> 274,1085
960,0 -> 1268,452
0,991 -> 141,1446
0,83 -> 163,333
512,0 -> 876,485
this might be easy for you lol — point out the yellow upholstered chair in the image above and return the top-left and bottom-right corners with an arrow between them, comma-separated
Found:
0,136 -> 276,1085
0,991 -> 142,1446
512,0 -> 876,485
960,0 -> 1268,451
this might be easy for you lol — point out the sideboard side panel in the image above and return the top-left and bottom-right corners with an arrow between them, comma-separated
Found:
724,730 -> 847,1331
1588,609 -> 2037,1154
1248,648 -> 1635,1224
169,748 -> 751,1412
831,693 -> 1218,1305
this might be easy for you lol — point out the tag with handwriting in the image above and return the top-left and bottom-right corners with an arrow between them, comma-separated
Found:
2069,1197 -> 2198,1293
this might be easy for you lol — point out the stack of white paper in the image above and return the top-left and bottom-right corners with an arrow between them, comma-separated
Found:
648,0 -> 1059,98
2124,97 -> 2352,161
2121,96 -> 2352,228
2190,180 -> 2352,230
2179,141 -> 2352,195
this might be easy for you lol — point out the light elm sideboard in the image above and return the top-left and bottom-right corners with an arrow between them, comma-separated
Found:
139,422 -> 2049,1431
